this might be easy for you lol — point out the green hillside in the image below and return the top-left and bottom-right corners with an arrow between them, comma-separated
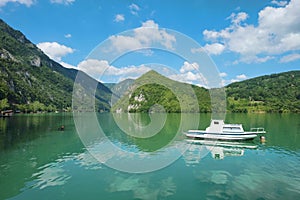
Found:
112,70 -> 300,113
111,70 -> 211,113
0,19 -> 111,112
226,71 -> 300,113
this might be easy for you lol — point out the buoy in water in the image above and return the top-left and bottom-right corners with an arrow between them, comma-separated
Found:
260,136 -> 266,143
59,125 -> 65,131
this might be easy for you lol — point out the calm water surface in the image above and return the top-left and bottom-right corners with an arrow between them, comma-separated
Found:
0,113 -> 299,199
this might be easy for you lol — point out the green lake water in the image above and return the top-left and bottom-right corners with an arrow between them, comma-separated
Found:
0,113 -> 299,199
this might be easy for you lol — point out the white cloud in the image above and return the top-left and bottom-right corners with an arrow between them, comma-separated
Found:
37,42 -> 74,62
203,43 -> 225,55
203,0 -> 300,63
129,3 -> 140,15
219,72 -> 227,77
169,71 -> 207,86
114,14 -> 125,22
226,12 -> 248,25
0,0 -> 35,7
271,0 -> 288,6
77,59 -> 111,77
64,33 -> 72,38
280,53 -> 300,63
179,61 -> 199,73
77,59 -> 152,82
236,74 -> 247,79
50,0 -> 75,5
59,61 -> 76,69
230,74 -> 247,83
234,55 -> 275,64
167,61 -> 207,86
109,35 -> 143,52
108,20 -> 176,52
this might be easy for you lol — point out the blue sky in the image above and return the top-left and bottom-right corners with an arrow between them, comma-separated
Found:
0,0 -> 299,86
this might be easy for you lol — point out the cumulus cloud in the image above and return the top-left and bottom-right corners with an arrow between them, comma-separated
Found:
219,72 -> 227,77
169,72 -> 207,85
203,0 -> 300,63
0,0 -> 35,7
167,61 -> 207,86
37,42 -> 74,62
231,74 -> 247,83
236,74 -> 247,79
129,3 -> 140,15
77,59 -> 152,82
114,14 -> 125,22
203,43 -> 225,55
77,59 -> 208,85
271,0 -> 288,6
280,53 -> 300,63
179,61 -> 199,73
108,20 -> 176,52
50,0 -> 75,5
226,12 -> 248,25
77,59 -> 111,77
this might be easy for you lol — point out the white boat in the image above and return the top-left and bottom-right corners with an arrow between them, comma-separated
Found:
185,120 -> 266,141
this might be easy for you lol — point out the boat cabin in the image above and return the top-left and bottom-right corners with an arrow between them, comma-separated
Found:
206,120 -> 244,133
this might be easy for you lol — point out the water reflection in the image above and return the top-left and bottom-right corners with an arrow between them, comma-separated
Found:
183,139 -> 257,164
107,175 -> 176,200
30,161 -> 71,189
25,151 -> 103,191
1,113 -> 299,200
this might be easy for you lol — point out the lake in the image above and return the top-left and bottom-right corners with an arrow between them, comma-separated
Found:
0,113 -> 299,199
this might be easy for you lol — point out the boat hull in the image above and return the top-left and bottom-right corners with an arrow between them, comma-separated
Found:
184,131 -> 257,141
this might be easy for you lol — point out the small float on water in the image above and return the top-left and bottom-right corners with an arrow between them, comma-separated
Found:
185,120 -> 266,141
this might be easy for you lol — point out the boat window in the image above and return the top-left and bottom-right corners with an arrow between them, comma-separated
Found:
214,121 -> 219,124
223,127 -> 242,131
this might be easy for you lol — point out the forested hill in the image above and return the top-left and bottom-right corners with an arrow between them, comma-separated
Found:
226,70 -> 300,113
111,70 -> 211,113
0,19 -> 111,112
111,70 -> 300,113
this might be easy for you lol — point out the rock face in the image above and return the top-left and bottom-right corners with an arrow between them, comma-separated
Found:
0,48 -> 17,61
30,56 -> 41,67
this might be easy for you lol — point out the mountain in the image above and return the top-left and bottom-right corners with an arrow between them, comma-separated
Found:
112,70 -> 300,113
226,70 -> 300,113
0,19 -> 111,112
111,70 -> 211,113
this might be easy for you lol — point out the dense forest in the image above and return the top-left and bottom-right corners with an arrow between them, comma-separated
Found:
226,71 -> 300,113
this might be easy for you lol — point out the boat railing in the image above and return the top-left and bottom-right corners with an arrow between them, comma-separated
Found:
250,127 -> 266,133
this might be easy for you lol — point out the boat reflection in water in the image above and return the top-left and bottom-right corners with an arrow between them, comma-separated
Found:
183,139 -> 257,164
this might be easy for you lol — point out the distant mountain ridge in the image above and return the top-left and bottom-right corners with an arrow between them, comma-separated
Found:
0,19 -> 111,112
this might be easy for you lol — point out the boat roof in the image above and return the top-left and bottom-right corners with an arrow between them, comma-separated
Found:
211,120 -> 242,127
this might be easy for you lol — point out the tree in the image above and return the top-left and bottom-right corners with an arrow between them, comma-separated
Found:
0,98 -> 9,111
